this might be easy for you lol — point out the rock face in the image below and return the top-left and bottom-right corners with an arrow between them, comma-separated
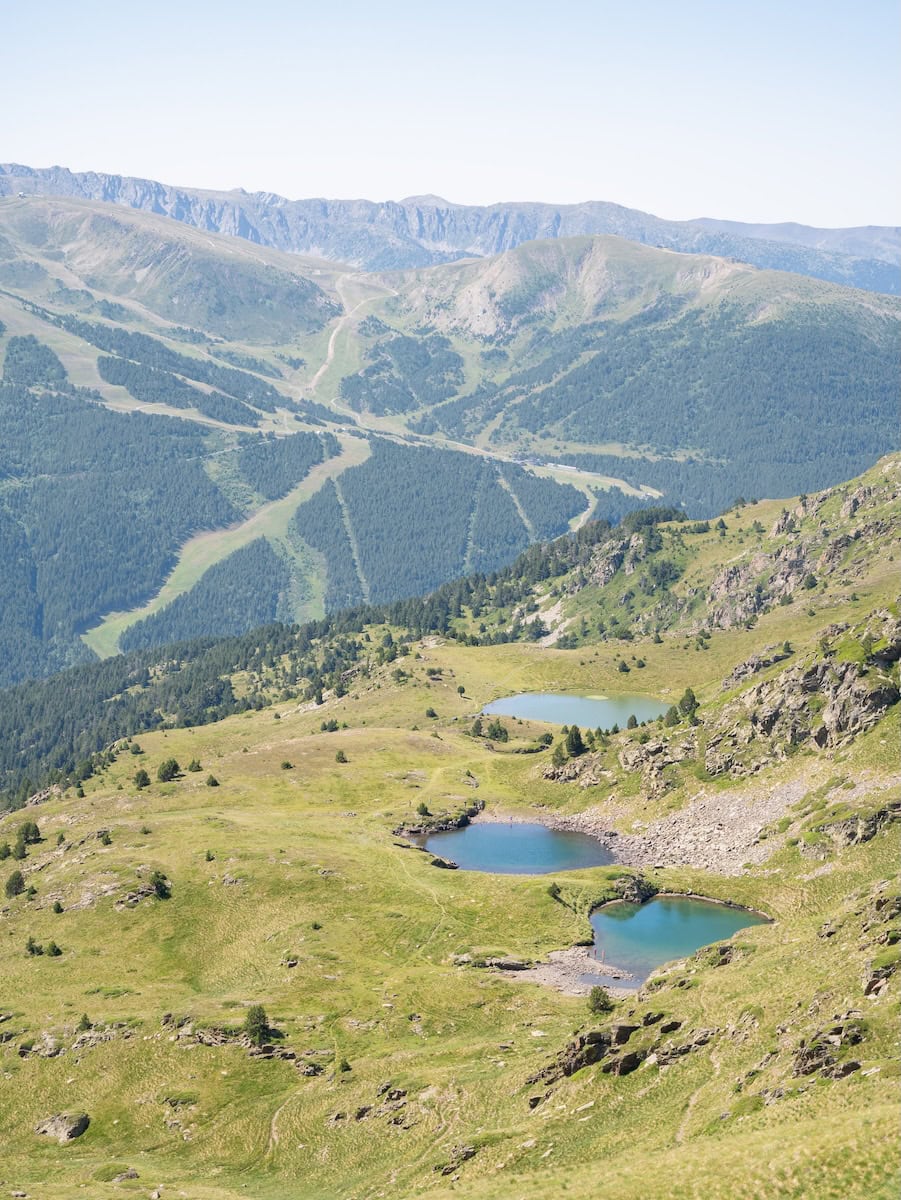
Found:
705,649 -> 900,780
821,803 -> 901,847
34,1112 -> 90,1142
721,647 -> 791,691
792,1014 -> 866,1078
614,875 -> 658,904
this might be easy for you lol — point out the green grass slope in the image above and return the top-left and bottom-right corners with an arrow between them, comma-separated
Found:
0,462 -> 897,1199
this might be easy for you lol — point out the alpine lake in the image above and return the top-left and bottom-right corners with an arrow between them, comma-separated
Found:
420,687 -> 766,982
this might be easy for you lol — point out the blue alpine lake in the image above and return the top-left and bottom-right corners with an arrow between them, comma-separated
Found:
416,823 -> 767,982
482,692 -> 669,728
417,821 -> 614,874
587,896 -> 769,983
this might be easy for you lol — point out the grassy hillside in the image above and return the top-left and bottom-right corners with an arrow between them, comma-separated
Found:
0,459 -> 897,1198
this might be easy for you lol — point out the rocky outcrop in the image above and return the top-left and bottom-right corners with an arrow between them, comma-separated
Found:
428,855 -> 459,870
706,542 -> 812,629
587,537 -> 628,588
617,737 -> 694,799
541,756 -> 614,787
650,1027 -> 719,1067
820,802 -> 901,847
393,799 -> 484,838
435,1145 -> 477,1175
34,1113 -> 89,1143
721,647 -> 791,690
613,875 -> 658,904
706,654 -> 899,779
792,1013 -> 864,1078
600,1050 -> 644,1076
526,1030 -> 612,1084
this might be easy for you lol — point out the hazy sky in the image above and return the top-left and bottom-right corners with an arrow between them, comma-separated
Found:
5,0 -> 898,226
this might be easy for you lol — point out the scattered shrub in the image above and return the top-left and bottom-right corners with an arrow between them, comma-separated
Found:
5,869 -> 25,898
243,1004 -> 269,1047
156,758 -> 180,783
149,870 -> 171,899
588,985 -> 614,1015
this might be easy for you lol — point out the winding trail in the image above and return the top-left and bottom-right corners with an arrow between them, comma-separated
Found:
307,273 -> 398,397
267,1093 -> 294,1153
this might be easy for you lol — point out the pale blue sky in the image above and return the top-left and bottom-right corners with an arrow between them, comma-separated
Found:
5,0 -> 898,226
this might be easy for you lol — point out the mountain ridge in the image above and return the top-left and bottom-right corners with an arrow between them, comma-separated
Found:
2,162 -> 897,291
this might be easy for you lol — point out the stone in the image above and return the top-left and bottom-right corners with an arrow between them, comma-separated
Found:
823,1060 -> 860,1080
111,1169 -> 139,1181
437,1145 -> 477,1175
792,1041 -> 835,1077
34,1112 -> 90,1142
601,1051 -> 643,1076
610,1023 -> 640,1045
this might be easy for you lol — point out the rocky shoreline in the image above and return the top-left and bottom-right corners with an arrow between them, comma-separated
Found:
501,945 -> 638,998
469,784 -> 800,877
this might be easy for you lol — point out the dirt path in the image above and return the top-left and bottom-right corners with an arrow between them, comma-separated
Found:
308,273 -> 397,396
267,1093 -> 294,1153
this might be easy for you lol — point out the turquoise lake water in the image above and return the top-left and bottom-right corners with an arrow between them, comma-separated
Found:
418,822 -> 614,874
418,824 -> 767,980
588,896 -> 769,983
482,692 -> 669,728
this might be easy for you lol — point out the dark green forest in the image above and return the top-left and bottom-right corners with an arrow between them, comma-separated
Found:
296,439 -> 585,606
237,431 -> 338,499
291,479 -> 366,610
340,329 -> 464,414
97,355 -> 261,426
0,328 -> 593,684
0,341 -> 238,684
398,303 -> 898,516
120,539 -> 291,650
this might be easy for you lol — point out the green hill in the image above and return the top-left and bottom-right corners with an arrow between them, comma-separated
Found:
0,455 -> 897,1199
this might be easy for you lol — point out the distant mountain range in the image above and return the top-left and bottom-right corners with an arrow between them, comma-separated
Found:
1,163 -> 898,292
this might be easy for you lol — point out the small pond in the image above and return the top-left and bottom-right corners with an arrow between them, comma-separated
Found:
586,896 -> 769,985
482,692 -> 669,728
416,822 -> 614,874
